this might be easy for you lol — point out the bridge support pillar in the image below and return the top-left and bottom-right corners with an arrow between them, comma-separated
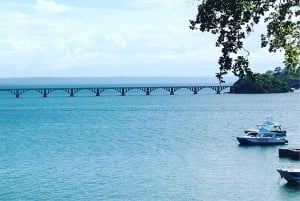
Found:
43,89 -> 47,97
121,88 -> 125,96
170,88 -> 174,95
215,86 -> 221,94
146,88 -> 150,95
16,90 -> 20,98
96,89 -> 100,96
70,89 -> 74,97
193,89 -> 197,94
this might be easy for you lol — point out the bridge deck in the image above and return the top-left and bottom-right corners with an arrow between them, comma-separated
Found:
0,85 -> 232,98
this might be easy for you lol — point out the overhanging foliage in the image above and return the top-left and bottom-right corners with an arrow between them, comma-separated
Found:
190,0 -> 300,83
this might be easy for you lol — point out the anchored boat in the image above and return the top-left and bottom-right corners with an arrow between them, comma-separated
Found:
237,127 -> 288,146
244,117 -> 286,137
277,168 -> 300,184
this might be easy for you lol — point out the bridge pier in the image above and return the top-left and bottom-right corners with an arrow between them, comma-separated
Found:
96,89 -> 100,96
70,89 -> 74,97
43,89 -> 47,97
146,88 -> 150,95
16,89 -> 20,98
213,86 -> 221,94
193,88 -> 197,94
121,88 -> 126,96
170,88 -> 174,95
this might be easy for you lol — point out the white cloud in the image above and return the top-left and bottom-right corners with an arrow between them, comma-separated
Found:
133,0 -> 185,8
249,48 -> 284,72
34,0 -> 73,14
0,0 -> 285,77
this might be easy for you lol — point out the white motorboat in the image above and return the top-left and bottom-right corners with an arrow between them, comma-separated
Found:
244,117 -> 286,137
237,127 -> 288,146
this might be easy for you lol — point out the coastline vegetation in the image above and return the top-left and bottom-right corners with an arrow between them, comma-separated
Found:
231,67 -> 300,93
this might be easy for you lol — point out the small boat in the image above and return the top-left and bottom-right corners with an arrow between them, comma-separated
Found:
279,148 -> 300,160
244,117 -> 286,137
277,168 -> 300,183
237,127 -> 288,146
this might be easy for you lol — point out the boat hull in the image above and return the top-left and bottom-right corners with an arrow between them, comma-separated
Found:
277,169 -> 300,183
279,149 -> 300,160
237,137 -> 287,146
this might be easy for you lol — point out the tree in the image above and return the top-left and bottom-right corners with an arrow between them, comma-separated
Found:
274,66 -> 300,84
273,66 -> 282,74
231,73 -> 291,93
190,0 -> 300,83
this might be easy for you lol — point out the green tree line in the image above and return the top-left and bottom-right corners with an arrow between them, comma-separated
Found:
231,66 -> 300,93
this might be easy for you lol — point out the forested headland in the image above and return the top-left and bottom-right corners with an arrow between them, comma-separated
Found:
230,67 -> 300,93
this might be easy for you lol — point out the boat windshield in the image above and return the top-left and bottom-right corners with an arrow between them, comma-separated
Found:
256,124 -> 282,131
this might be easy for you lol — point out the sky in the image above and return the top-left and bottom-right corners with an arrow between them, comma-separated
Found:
0,0 -> 285,78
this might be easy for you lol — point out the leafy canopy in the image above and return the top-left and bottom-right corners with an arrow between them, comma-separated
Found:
190,0 -> 300,83
231,73 -> 291,93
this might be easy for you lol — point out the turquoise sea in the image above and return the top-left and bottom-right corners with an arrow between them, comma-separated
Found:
0,81 -> 299,201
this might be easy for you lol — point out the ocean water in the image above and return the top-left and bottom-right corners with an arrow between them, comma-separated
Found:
0,86 -> 299,201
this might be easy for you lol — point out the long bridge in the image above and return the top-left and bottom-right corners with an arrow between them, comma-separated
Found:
0,85 -> 232,98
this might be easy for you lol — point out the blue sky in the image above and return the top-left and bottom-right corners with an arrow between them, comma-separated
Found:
0,0 -> 284,78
